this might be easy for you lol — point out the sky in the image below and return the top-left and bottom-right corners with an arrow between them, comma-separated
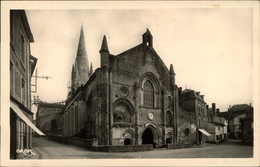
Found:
25,8 -> 254,114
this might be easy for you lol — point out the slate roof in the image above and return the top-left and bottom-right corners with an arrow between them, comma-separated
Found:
217,111 -> 229,119
179,89 -> 205,102
207,121 -> 225,126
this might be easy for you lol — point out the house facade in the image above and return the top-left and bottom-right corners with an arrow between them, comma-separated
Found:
226,104 -> 253,139
240,109 -> 253,145
206,104 -> 228,143
10,10 -> 44,159
62,28 -> 179,148
178,89 -> 209,144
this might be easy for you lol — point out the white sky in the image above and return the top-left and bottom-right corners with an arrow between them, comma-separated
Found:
26,8 -> 254,113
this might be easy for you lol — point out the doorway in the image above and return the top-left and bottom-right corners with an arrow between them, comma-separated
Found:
198,130 -> 202,144
142,128 -> 155,148
124,138 -> 132,145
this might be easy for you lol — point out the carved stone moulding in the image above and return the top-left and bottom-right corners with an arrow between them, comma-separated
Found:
120,86 -> 129,97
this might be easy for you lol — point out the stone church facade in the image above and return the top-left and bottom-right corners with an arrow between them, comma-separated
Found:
62,27 -> 179,148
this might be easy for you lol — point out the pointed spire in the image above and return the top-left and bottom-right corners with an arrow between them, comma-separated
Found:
74,25 -> 90,85
170,64 -> 175,75
89,62 -> 93,76
99,35 -> 109,53
71,64 -> 75,86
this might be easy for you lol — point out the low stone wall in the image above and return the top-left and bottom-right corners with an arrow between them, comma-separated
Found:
66,137 -> 93,149
167,143 -> 192,149
48,135 -> 93,149
48,135 -> 63,143
92,144 -> 153,152
48,135 -> 153,152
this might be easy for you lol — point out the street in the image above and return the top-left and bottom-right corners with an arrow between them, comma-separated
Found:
29,137 -> 253,159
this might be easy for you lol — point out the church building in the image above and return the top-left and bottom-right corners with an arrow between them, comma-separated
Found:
62,26 -> 179,148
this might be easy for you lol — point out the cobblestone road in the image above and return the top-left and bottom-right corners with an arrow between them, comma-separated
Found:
30,137 -> 253,159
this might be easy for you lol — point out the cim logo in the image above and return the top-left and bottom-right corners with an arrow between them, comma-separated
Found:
16,149 -> 35,156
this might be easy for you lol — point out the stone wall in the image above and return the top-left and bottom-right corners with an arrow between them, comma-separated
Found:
167,143 -> 192,149
241,117 -> 253,145
48,135 -> 153,152
177,108 -> 196,144
92,144 -> 153,152
206,122 -> 216,142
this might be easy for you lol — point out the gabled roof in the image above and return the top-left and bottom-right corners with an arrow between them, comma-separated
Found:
218,110 -> 247,119
217,111 -> 229,119
38,103 -> 65,108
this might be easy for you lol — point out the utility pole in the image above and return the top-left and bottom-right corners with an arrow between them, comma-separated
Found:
31,68 -> 52,93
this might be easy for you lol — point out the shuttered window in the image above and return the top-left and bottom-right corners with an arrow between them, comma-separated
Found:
15,71 -> 21,98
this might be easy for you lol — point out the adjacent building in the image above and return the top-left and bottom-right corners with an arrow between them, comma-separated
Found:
206,103 -> 228,143
36,103 -> 65,136
179,89 -> 210,145
10,10 -> 44,159
218,104 -> 253,139
62,28 -> 179,148
240,109 -> 253,145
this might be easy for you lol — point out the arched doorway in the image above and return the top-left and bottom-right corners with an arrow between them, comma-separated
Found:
124,138 -> 132,145
166,132 -> 172,144
142,128 -> 155,148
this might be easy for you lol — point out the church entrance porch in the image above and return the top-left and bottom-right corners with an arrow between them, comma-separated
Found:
142,128 -> 156,148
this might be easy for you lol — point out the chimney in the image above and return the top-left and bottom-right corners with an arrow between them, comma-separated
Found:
212,103 -> 216,115
216,108 -> 220,115
178,87 -> 182,97
201,95 -> 204,100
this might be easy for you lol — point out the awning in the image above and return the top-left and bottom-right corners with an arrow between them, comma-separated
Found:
198,129 -> 211,136
10,102 -> 45,136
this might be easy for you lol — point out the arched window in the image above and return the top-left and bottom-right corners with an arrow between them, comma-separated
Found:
140,73 -> 160,108
167,96 -> 172,108
166,110 -> 173,126
144,80 -> 154,108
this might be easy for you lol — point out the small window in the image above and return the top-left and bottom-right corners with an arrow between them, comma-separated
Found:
15,70 -> 21,98
197,104 -> 200,115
